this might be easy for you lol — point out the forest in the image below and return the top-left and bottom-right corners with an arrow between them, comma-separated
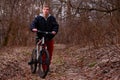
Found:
0,0 -> 120,47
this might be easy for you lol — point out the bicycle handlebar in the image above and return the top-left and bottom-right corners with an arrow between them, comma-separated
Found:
37,30 -> 53,35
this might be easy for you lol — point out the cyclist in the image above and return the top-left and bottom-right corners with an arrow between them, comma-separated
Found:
28,5 -> 59,70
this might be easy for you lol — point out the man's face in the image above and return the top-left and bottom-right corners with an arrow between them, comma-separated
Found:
43,7 -> 50,16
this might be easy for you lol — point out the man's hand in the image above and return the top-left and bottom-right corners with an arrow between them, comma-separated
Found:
32,28 -> 38,32
52,31 -> 56,35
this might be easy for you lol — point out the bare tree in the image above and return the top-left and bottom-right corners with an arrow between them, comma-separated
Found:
0,0 -> 120,47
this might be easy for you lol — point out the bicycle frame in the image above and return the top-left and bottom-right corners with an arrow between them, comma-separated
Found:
36,30 -> 51,60
36,36 -> 46,60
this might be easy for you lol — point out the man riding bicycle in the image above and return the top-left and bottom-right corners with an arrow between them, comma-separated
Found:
28,5 -> 59,71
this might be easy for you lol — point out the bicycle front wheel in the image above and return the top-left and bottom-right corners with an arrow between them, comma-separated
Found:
38,49 -> 50,78
30,49 -> 37,73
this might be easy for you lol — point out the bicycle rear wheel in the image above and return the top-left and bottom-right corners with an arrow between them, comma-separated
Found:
30,49 -> 37,73
38,49 -> 50,78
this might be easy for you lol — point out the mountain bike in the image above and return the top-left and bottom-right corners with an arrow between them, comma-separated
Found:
29,30 -> 52,78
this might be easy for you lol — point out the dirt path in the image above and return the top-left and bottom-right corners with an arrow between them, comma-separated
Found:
0,44 -> 86,80
0,44 -> 120,80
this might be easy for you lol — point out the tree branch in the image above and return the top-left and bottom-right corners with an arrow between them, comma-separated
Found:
78,7 -> 120,13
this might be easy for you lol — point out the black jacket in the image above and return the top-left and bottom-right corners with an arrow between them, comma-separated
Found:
30,15 -> 59,40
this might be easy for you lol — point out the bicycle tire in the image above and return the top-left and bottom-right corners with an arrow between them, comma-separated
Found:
38,49 -> 50,78
30,49 -> 37,73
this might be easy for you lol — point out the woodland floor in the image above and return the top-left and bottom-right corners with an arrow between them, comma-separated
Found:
0,44 -> 120,80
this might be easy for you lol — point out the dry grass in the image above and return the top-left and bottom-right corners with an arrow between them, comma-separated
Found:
1,44 -> 120,80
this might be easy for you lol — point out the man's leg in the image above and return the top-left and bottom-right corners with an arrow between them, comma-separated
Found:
46,39 -> 54,64
42,39 -> 54,71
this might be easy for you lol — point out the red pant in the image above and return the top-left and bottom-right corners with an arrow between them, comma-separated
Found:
42,39 -> 54,70
46,39 -> 54,63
